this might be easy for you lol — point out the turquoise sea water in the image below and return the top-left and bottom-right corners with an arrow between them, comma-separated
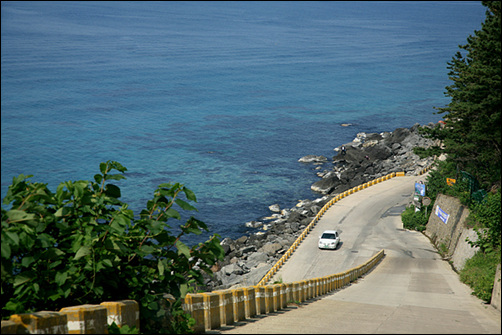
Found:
1,1 -> 486,245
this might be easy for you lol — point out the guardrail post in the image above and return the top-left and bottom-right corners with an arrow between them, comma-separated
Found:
284,283 -> 293,305
214,290 -> 234,326
242,287 -> 256,318
59,304 -> 108,334
300,280 -> 308,302
254,286 -> 266,315
306,279 -> 312,299
292,282 -> 300,303
277,283 -> 287,309
201,292 -> 221,330
272,285 -> 281,311
319,277 -> 325,295
184,294 -> 205,333
264,286 -> 275,313
9,312 -> 67,334
232,289 -> 246,322
100,300 -> 139,331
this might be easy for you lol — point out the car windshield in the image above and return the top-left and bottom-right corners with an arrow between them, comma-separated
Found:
321,233 -> 336,239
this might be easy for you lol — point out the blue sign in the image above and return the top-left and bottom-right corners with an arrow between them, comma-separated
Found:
415,182 -> 426,196
435,205 -> 450,224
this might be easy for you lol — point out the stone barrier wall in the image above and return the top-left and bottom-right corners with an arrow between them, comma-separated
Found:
183,249 -> 385,333
1,300 -> 139,334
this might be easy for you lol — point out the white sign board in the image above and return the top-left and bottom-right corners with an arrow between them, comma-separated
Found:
435,205 -> 450,224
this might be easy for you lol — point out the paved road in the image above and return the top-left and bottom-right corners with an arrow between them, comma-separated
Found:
211,174 -> 501,334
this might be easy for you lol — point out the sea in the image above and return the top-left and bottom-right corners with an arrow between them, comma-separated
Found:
1,1 -> 486,246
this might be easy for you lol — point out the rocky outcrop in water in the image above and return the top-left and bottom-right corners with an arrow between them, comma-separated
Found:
311,123 -> 436,194
201,122 -> 437,291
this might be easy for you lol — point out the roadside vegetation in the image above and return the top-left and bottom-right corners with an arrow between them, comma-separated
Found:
406,1 -> 501,303
1,160 -> 225,333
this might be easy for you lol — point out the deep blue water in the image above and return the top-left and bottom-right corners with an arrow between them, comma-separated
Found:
1,1 -> 486,245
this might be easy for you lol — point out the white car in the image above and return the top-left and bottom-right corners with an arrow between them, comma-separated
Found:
318,230 -> 340,250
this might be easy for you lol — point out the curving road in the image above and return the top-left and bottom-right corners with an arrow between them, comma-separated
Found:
214,174 -> 501,334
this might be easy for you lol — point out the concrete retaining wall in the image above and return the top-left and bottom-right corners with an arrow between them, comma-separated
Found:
425,193 -> 472,262
424,192 -> 501,313
491,264 -> 501,312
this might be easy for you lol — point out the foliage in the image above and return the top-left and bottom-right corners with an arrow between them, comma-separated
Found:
424,160 -> 480,206
401,205 -> 428,232
466,191 -> 501,255
108,322 -> 140,334
459,250 -> 501,303
1,161 -> 225,333
416,1 -> 501,189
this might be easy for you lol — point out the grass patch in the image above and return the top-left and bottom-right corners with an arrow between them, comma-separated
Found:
459,250 -> 501,303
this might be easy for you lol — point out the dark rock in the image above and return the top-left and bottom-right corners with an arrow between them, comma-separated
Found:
311,175 -> 341,194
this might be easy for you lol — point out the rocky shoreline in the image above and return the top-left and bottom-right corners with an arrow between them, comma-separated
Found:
200,122 -> 437,291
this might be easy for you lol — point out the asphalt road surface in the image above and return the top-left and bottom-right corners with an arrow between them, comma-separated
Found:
212,174 -> 501,334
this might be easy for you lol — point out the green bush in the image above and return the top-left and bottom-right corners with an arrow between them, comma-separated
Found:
459,250 -> 501,303
466,191 -> 501,255
401,205 -> 429,232
1,161 -> 224,333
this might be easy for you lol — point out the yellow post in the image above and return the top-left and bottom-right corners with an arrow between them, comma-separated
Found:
9,312 -> 67,334
254,286 -> 267,315
100,300 -> 139,331
214,290 -> 233,326
242,287 -> 257,319
59,304 -> 108,334
201,293 -> 221,330
232,289 -> 246,322
264,286 -> 275,313
184,294 -> 205,333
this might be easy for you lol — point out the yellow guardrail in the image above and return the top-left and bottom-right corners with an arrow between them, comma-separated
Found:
257,171 -> 404,286
1,300 -> 139,334
184,249 -> 385,333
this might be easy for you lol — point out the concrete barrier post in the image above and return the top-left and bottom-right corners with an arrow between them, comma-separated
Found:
215,290 -> 234,326
302,280 -> 309,301
242,287 -> 257,318
284,283 -> 293,305
292,282 -> 302,303
100,300 -> 139,331
319,277 -> 325,295
272,285 -> 281,311
184,294 -> 205,333
279,284 -> 288,309
264,286 -> 275,313
312,279 -> 318,299
232,289 -> 246,322
325,275 -> 332,292
9,312 -> 68,334
305,279 -> 312,299
59,304 -> 108,334
202,292 -> 221,330
337,273 -> 343,289
254,286 -> 266,315
2,320 -> 28,334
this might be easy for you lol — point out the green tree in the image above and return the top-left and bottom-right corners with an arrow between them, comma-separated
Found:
467,190 -> 501,254
1,161 -> 224,333
418,1 -> 501,188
